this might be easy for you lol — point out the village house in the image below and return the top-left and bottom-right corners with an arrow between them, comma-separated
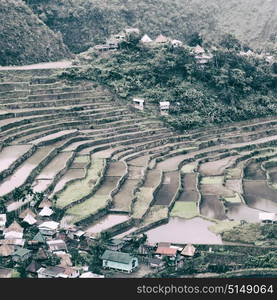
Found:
0,267 -> 14,278
79,272 -> 105,278
155,244 -> 178,262
133,98 -> 145,110
61,267 -> 80,278
171,39 -> 183,47
27,232 -> 46,248
0,214 -> 7,231
181,244 -> 196,257
101,250 -> 139,273
155,34 -> 169,44
38,221 -> 59,236
19,208 -> 36,220
148,257 -> 166,270
12,248 -> 32,262
56,252 -> 73,267
4,221 -> 24,240
38,199 -> 52,209
37,266 -> 66,278
35,248 -> 49,261
0,238 -> 25,249
259,212 -> 276,224
39,206 -> 54,217
23,214 -> 37,226
47,239 -> 67,253
0,244 -> 14,257
140,34 -> 153,44
26,260 -> 42,276
105,238 -> 125,251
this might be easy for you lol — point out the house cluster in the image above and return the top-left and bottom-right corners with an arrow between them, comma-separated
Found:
98,238 -> 197,274
0,199 -> 105,278
239,49 -> 275,65
94,27 -> 194,52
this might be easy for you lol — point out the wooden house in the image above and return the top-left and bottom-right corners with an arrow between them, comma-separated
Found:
101,250 -> 138,273
133,98 -> 145,110
12,248 -> 32,262
38,221 -> 59,236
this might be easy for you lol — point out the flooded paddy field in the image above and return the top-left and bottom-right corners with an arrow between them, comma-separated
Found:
178,173 -> 199,202
244,161 -> 267,180
243,180 -> 277,212
85,214 -> 129,235
225,203 -> 262,223
200,195 -> 226,220
0,144 -> 32,173
199,156 -> 240,176
154,171 -> 179,205
50,168 -> 86,196
144,217 -> 222,244
32,152 -> 73,192
0,145 -> 55,196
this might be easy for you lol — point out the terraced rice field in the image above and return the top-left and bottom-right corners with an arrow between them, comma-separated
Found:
1,67 -> 277,244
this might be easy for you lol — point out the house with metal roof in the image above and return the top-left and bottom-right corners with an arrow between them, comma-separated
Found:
12,248 -> 32,262
47,239 -> 67,252
101,250 -> 138,273
0,214 -> 7,231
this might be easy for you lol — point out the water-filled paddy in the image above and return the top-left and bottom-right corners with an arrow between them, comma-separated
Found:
144,217 -> 222,244
85,214 -> 129,235
0,144 -> 32,173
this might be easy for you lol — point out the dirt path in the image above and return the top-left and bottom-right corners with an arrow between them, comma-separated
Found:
0,60 -> 72,71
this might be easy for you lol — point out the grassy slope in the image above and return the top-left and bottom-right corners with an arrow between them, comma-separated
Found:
0,0 -> 71,66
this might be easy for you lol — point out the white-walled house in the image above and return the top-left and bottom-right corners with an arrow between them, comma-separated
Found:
38,221 -> 59,236
133,98 -> 145,110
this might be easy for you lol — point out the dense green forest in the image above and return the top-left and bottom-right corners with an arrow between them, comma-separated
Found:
62,34 -> 277,131
0,0 -> 71,66
24,0 -> 276,54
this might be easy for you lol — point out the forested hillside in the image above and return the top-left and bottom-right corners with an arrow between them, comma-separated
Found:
196,0 -> 277,50
0,0 -> 71,66
24,0 -> 219,54
24,0 -> 276,54
63,35 -> 277,131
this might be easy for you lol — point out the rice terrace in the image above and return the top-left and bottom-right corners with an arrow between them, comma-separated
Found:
0,0 -> 276,280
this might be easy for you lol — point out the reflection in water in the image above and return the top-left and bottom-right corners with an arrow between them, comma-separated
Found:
85,214 -> 129,234
226,203 -> 261,222
144,217 -> 222,244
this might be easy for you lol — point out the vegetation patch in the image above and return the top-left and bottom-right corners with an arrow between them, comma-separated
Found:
223,193 -> 242,203
200,176 -> 224,185
141,205 -> 168,227
170,201 -> 199,219
208,220 -> 240,235
56,158 -> 104,208
65,194 -> 109,224
181,162 -> 197,173
221,223 -> 277,246
132,187 -> 154,219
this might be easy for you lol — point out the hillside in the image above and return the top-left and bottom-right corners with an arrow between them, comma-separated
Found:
0,0 -> 72,66
196,0 -> 277,50
24,0 -> 276,55
63,35 -> 277,131
24,0 -> 219,54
